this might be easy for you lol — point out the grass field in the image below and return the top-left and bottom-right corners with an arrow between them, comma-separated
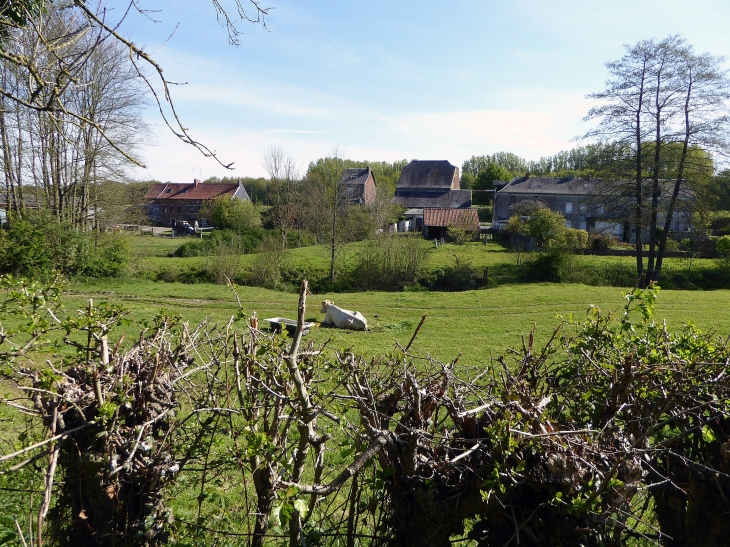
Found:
127,233 -> 723,288
4,235 -> 730,545
68,278 -> 730,369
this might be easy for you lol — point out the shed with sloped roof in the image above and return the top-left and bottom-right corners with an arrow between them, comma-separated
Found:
423,208 -> 479,240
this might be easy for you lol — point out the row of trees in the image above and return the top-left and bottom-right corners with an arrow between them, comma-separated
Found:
0,4 -> 147,227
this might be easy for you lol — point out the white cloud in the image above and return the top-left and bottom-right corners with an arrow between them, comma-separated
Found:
135,86 -> 594,182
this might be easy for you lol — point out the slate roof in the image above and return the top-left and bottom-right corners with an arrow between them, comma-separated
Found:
498,176 -> 599,195
423,208 -> 479,230
396,160 -> 459,190
339,167 -> 374,186
145,181 -> 247,201
392,189 -> 472,209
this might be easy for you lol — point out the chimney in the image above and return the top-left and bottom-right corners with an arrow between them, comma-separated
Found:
194,178 -> 201,186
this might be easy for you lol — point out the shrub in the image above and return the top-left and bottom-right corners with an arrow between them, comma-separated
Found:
202,196 -> 261,232
354,234 -> 430,291
591,233 -> 615,252
717,234 -> 730,257
0,210 -> 130,278
664,237 -> 680,251
428,255 -> 483,291
81,233 -> 131,277
526,208 -> 566,246
510,199 -> 547,217
247,235 -> 288,289
562,228 -> 589,250
446,226 -> 477,245
171,228 -> 265,257
504,215 -> 527,234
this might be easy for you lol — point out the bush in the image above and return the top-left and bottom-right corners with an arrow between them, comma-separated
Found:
510,199 -> 547,217
446,226 -> 477,245
0,210 -> 130,278
526,208 -> 566,246
523,248 -> 570,282
717,234 -> 730,257
171,228 -> 265,257
427,255 -> 483,291
247,235 -> 289,290
354,234 -> 430,291
591,233 -> 615,252
202,195 -> 261,232
504,215 -> 527,234
81,233 -> 131,277
562,228 -> 589,249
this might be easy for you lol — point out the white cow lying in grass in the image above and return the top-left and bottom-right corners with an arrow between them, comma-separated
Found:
320,300 -> 368,331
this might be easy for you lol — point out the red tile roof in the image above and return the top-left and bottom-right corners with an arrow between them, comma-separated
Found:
423,208 -> 479,229
145,182 -> 241,201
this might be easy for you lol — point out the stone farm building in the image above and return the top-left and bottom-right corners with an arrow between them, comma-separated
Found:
492,175 -> 693,242
145,179 -> 250,227
393,160 -> 471,209
392,160 -> 472,233
339,167 -> 377,206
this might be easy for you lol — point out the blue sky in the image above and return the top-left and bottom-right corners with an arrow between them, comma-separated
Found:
124,0 -> 730,182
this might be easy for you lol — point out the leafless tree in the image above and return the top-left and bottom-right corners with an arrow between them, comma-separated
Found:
262,145 -> 300,249
584,36 -> 730,285
0,5 -> 149,227
0,0 -> 271,171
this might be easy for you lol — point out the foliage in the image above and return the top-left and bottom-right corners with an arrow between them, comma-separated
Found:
0,210 -> 130,278
446,225 -> 477,245
523,247 -> 572,282
590,233 -> 615,252
247,235 -> 289,289
427,254 -> 484,291
201,195 -> 261,232
83,233 -> 132,277
354,234 -> 430,290
510,199 -> 548,217
171,228 -> 265,257
562,227 -> 589,249
504,215 -> 528,234
526,208 -> 566,246
716,234 -> 730,257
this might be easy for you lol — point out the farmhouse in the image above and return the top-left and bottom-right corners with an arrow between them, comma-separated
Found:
339,167 -> 377,206
392,160 -> 471,209
145,179 -> 250,227
493,175 -> 694,242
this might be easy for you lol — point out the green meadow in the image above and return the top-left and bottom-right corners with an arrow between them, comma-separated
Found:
69,278 -> 730,370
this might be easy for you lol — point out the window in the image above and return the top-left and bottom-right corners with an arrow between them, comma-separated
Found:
178,206 -> 183,213
347,187 -> 354,198
165,189 -> 171,193
579,203 -> 587,214
565,202 -> 573,214
597,204 -> 604,215
163,205 -> 168,213
350,174 -> 357,180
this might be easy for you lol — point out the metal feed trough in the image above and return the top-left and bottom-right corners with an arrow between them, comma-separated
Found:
264,317 -> 317,337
